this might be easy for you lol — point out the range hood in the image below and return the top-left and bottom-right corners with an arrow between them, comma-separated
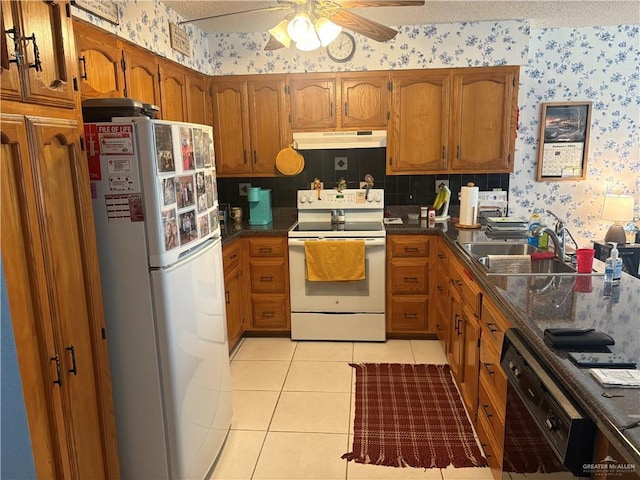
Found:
292,130 -> 387,150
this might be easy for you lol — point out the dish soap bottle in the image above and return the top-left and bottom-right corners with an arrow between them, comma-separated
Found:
527,208 -> 542,247
604,242 -> 622,285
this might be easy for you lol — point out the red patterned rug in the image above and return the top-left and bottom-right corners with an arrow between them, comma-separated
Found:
342,363 -> 487,469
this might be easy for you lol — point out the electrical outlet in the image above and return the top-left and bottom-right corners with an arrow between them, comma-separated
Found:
435,179 -> 449,193
239,183 -> 251,196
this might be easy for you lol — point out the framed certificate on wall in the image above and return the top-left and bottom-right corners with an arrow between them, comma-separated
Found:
536,102 -> 592,181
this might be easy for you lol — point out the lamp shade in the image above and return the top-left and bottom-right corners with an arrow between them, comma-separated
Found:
268,19 -> 291,48
602,194 -> 634,222
602,194 -> 634,244
287,13 -> 314,42
315,17 -> 342,46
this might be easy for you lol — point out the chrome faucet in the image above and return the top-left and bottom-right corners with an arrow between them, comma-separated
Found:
533,210 -> 577,262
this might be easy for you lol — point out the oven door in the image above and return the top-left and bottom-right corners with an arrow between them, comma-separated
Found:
287,237 -> 385,313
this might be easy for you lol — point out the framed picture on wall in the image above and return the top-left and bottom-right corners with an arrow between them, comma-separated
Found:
536,102 -> 592,181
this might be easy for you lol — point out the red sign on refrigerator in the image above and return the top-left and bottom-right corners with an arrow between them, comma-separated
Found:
84,123 -> 101,180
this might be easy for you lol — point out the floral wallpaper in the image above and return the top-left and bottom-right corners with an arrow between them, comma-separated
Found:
511,25 -> 639,247
75,2 -> 639,246
207,20 -> 530,74
71,0 -> 210,73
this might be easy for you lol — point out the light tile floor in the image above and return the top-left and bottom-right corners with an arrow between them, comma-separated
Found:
209,338 -> 494,480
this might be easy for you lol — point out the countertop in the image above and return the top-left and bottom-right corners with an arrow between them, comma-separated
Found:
221,208 -> 640,465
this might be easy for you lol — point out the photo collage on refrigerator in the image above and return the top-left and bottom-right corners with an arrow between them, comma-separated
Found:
155,124 -> 218,252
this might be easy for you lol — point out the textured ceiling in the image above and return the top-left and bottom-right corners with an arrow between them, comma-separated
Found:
165,1 -> 640,34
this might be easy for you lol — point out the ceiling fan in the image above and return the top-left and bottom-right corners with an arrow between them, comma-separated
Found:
179,0 -> 426,51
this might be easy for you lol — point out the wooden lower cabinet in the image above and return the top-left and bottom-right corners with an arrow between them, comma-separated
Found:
1,113 -> 119,478
245,236 -> 290,332
386,235 -> 432,335
223,239 -> 244,352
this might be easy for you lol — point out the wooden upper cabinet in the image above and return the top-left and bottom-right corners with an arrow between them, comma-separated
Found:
450,66 -> 519,172
247,76 -> 289,174
159,61 -> 187,122
387,70 -> 450,174
186,72 -> 210,125
212,75 -> 289,176
1,0 -> 22,101
121,43 -> 161,111
74,21 -> 125,99
289,74 -> 336,130
340,72 -> 389,129
2,0 -> 76,108
212,78 -> 250,175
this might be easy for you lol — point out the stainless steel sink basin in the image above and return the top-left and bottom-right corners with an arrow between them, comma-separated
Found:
459,242 -> 540,258
457,241 -> 588,276
478,256 -> 577,274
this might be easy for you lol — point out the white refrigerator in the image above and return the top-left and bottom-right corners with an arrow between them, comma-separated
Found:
85,116 -> 232,479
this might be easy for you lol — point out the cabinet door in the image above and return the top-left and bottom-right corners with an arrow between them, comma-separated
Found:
450,67 -> 518,172
448,286 -> 464,384
1,114 -> 119,478
74,21 -> 125,99
341,73 -> 389,129
224,264 -> 243,352
212,79 -> 250,175
1,0 -> 22,100
26,116 -> 119,478
16,0 -> 76,108
1,114 -> 70,479
122,43 -> 161,112
247,77 -> 288,175
289,76 -> 336,130
387,70 -> 450,173
186,71 -> 210,125
159,61 -> 187,121
462,305 -> 481,418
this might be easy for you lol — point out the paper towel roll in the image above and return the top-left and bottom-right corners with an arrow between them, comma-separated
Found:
459,183 -> 479,226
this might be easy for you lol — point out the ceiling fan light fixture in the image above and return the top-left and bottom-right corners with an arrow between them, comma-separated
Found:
314,17 -> 342,47
296,31 -> 321,51
268,18 -> 291,48
287,12 -> 314,42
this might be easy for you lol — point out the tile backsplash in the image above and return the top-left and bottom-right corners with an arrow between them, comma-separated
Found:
216,148 -> 509,210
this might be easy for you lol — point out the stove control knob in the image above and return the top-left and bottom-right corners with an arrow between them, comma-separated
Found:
299,195 -> 307,204
374,193 -> 382,203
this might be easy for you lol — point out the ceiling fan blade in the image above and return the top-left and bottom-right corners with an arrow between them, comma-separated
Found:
178,4 -> 291,25
330,9 -> 398,42
336,1 -> 425,7
264,35 -> 286,50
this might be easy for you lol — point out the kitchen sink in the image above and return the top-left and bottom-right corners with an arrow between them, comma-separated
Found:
459,242 -> 540,258
457,241 -> 590,276
477,256 -> 577,275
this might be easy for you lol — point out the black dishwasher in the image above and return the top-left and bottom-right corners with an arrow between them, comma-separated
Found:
500,329 -> 596,479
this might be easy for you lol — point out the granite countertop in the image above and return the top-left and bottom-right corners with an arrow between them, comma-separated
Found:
221,207 -> 639,464
432,222 -> 640,468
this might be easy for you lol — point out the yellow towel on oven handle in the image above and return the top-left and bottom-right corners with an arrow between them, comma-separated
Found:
304,239 -> 366,281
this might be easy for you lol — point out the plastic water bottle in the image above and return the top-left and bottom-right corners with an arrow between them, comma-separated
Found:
527,208 -> 542,247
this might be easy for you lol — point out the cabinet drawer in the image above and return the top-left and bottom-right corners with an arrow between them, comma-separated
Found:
479,340 -> 507,403
481,297 -> 511,352
223,240 -> 242,271
249,259 -> 286,292
478,376 -> 506,448
389,236 -> 429,257
251,295 -> 289,329
248,237 -> 286,257
389,298 -> 429,331
390,260 -> 429,294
